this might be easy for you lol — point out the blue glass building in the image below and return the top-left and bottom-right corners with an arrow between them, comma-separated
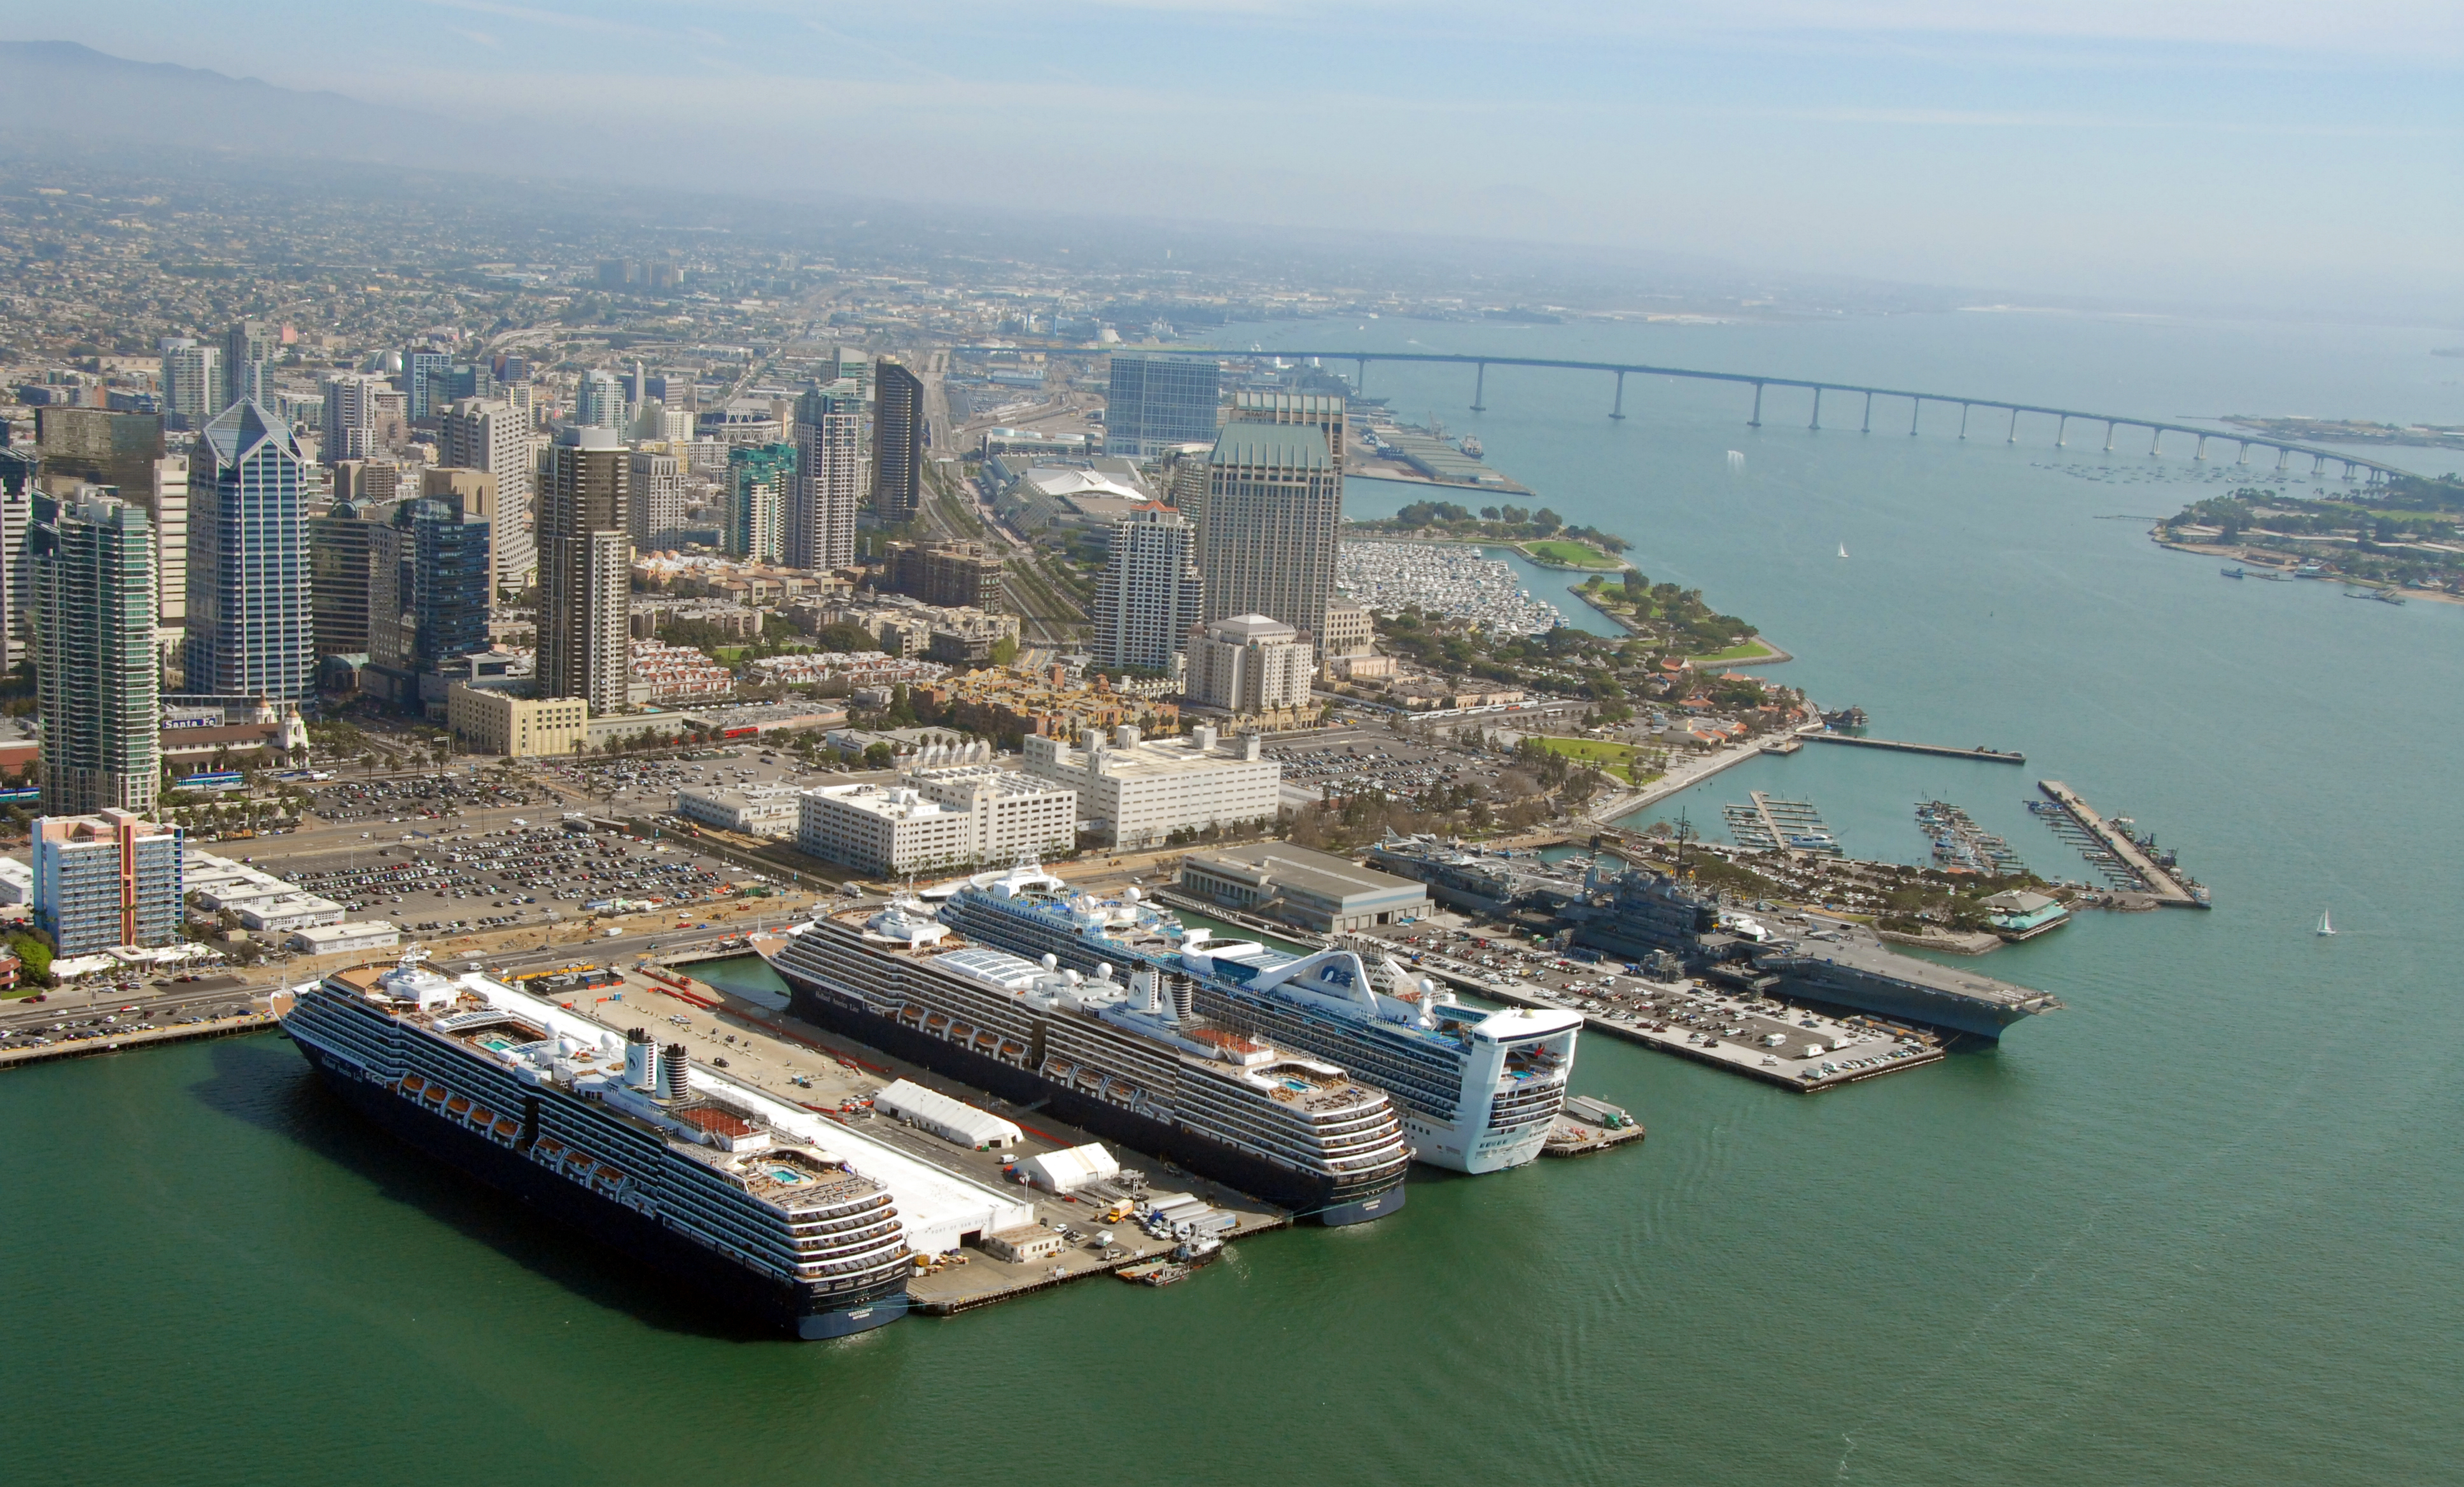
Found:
1105,355 -> 1221,458
187,400 -> 312,700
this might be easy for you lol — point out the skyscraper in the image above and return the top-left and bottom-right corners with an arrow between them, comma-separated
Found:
1106,355 -> 1222,458
368,492 -> 491,682
726,444 -> 794,562
1228,391 -> 1347,472
321,372 -> 388,465
575,370 -> 627,431
308,497 -> 376,663
538,426 -> 630,715
1198,422 -> 1339,644
33,811 -> 183,955
1185,614 -> 1313,717
1089,505 -> 1205,675
221,320 -> 276,414
159,338 -> 221,432
0,440 -> 38,673
34,407 -> 164,498
629,448 -> 687,551
403,346 -> 452,423
437,397 -> 535,593
188,400 -> 312,700
31,491 -> 159,817
871,358 -> 925,522
789,381 -> 863,570
151,454 -> 188,683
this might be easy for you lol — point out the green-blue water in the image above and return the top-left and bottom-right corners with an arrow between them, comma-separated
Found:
7,313 -> 2460,1486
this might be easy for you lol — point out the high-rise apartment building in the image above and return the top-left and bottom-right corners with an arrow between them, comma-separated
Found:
33,810 -> 184,954
31,491 -> 159,817
726,444 -> 793,562
34,407 -> 164,498
0,442 -> 34,673
221,320 -> 276,414
188,401 -> 312,700
1197,423 -> 1339,644
403,347 -> 452,423
320,372 -> 388,465
1228,391 -> 1347,472
1185,614 -> 1314,716
789,381 -> 863,570
151,455 -> 188,682
871,358 -> 925,522
1089,505 -> 1205,675
1106,355 -> 1222,458
159,338 -> 221,432
308,498 -> 377,662
629,448 -> 688,551
437,397 -> 534,593
538,426 -> 631,715
575,370 -> 628,431
885,541 -> 1003,610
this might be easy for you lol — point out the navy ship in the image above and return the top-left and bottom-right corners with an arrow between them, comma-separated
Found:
935,866 -> 1584,1173
282,949 -> 913,1338
760,899 -> 1411,1224
1366,833 -> 1588,917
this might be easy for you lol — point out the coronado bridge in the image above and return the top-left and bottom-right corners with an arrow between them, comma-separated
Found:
1144,348 -> 2408,484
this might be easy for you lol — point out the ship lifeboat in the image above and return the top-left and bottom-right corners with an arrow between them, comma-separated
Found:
923,1013 -> 951,1034
400,1074 -> 428,1094
445,1097 -> 472,1116
998,1039 -> 1027,1062
424,1085 -> 447,1104
971,1030 -> 1000,1052
1074,1069 -> 1104,1093
946,1022 -> 974,1045
897,1004 -> 926,1025
493,1118 -> 522,1142
1045,1059 -> 1075,1082
468,1106 -> 494,1127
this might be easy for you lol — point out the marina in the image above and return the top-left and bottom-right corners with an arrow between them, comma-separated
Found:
1337,537 -> 1567,635
2033,780 -> 2209,907
1723,791 -> 1844,857
1915,800 -> 2029,877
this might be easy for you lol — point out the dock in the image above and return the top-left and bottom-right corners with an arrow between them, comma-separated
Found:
1543,1108 -> 1647,1157
1412,957 -> 1944,1093
0,1009 -> 279,1069
2035,781 -> 2208,908
1807,733 -> 2026,764
1722,791 -> 1843,857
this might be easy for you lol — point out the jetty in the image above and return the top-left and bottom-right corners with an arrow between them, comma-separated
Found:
1808,734 -> 2025,764
2035,780 -> 2208,908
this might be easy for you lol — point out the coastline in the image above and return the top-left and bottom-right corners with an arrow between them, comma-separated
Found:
2154,537 -> 2464,607
1571,586 -> 1795,664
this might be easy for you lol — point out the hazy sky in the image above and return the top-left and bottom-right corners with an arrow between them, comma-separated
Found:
10,1 -> 2461,316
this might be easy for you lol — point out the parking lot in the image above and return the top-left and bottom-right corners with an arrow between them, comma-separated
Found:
277,824 -> 762,934
1264,728 -> 1524,803
307,772 -> 548,823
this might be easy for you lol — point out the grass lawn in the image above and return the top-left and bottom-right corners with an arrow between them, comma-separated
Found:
1685,638 -> 1781,663
710,646 -> 751,663
1532,735 -> 1659,785
1520,539 -> 1620,568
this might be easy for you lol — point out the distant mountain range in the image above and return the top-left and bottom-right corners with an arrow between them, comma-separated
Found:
0,40 -> 488,171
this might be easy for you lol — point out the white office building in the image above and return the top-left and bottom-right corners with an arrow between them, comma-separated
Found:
319,372 -> 389,465
1186,613 -> 1314,716
797,765 -> 1076,875
1088,504 -> 1205,677
675,784 -> 803,838
1020,724 -> 1276,849
438,397 -> 537,592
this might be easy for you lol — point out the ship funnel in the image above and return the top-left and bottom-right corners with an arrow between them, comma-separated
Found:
1168,973 -> 1194,1024
659,1043 -> 692,1103
1132,968 -> 1160,1013
624,1028 -> 657,1090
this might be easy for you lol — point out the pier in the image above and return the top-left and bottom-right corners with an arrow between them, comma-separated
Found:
2036,780 -> 2207,908
1723,791 -> 1843,857
1807,733 -> 2026,764
1150,348 -> 2411,484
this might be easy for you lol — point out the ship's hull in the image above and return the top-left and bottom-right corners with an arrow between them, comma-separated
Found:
1403,1110 -> 1557,1174
1758,963 -> 2043,1041
289,1036 -> 909,1339
762,954 -> 1404,1227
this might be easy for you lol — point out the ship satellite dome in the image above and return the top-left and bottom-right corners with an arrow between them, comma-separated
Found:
1042,953 -> 1059,971
1095,962 -> 1114,981
1123,887 -> 1140,903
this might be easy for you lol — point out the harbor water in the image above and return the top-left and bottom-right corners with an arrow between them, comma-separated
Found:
6,311 -> 2462,1485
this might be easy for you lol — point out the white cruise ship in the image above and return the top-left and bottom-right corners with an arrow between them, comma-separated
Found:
934,866 -> 1584,1174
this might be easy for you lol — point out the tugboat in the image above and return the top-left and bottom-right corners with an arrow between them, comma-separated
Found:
2220,566 -> 2245,579
1459,434 -> 1484,460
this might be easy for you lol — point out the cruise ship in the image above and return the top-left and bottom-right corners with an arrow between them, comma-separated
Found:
283,949 -> 914,1339
935,867 -> 1584,1174
760,899 -> 1411,1224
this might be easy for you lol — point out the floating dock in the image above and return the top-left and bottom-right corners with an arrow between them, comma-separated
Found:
1808,734 -> 2026,764
1723,791 -> 1843,857
1915,800 -> 2028,876
2034,780 -> 2208,908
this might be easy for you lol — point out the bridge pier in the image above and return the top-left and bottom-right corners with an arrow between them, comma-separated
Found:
2195,433 -> 2208,461
1810,387 -> 1823,430
2276,447 -> 2290,470
2311,453 -> 2324,474
1958,403 -> 1970,439
1861,391 -> 1872,433
2103,421 -> 2115,453
1470,361 -> 1486,412
1909,398 -> 1921,435
1749,382 -> 1763,428
2056,415 -> 2068,448
1609,370 -> 1626,421
2150,428 -> 2164,457
2006,407 -> 2020,444
2237,442 -> 2250,465
1354,356 -> 1367,393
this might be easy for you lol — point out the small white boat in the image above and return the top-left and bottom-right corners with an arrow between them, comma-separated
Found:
2316,909 -> 2335,938
1837,543 -> 1849,559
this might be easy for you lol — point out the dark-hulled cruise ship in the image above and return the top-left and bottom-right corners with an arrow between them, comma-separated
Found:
283,950 -> 914,1338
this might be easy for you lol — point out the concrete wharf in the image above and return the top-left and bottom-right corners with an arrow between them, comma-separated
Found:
1808,734 -> 2026,764
1544,1113 -> 1648,1157
0,1008 -> 278,1070
2036,781 -> 2207,908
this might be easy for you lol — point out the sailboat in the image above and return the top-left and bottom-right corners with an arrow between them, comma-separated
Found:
2316,908 -> 2336,938
1837,543 -> 1849,559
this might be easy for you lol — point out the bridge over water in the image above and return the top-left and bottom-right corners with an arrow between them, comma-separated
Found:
1148,348 -> 2407,484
